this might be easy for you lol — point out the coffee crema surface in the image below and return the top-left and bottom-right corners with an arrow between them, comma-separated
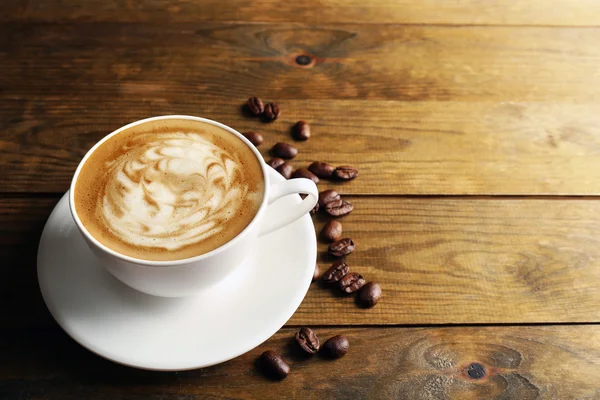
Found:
74,119 -> 265,261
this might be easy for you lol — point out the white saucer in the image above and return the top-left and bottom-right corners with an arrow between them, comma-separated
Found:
37,168 -> 316,371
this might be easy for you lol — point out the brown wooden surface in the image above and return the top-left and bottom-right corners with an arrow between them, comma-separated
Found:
2,326 -> 600,399
4,23 -> 600,104
4,0 -> 600,26
4,196 -> 600,329
5,99 -> 600,195
2,0 -> 600,398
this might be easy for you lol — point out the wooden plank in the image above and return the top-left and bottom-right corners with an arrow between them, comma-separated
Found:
4,196 -> 600,329
4,0 -> 600,26
305,197 -> 600,325
4,99 -> 600,195
1,326 -> 599,399
2,23 -> 600,104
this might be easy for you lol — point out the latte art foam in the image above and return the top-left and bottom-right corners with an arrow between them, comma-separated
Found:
101,132 -> 255,250
74,119 -> 265,261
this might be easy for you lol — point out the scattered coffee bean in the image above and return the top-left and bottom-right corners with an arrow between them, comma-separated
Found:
292,121 -> 310,141
246,97 -> 265,116
264,103 -> 280,121
339,272 -> 366,294
359,282 -> 382,307
309,162 -> 335,179
324,199 -> 353,217
292,168 -> 319,183
295,327 -> 320,355
243,131 -> 263,146
259,350 -> 290,380
310,201 -> 319,215
322,335 -> 349,359
318,189 -> 341,208
321,260 -> 349,284
313,264 -> 321,282
271,142 -> 298,159
276,163 -> 294,179
333,165 -> 359,181
321,220 -> 342,242
267,157 -> 285,169
329,238 -> 355,257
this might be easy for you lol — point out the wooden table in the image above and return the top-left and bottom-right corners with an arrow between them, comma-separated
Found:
2,1 -> 600,398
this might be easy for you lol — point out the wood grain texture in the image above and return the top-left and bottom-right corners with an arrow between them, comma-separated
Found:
3,23 -> 600,103
4,0 -> 600,26
4,196 -> 600,329
5,99 -> 600,195
306,197 -> 600,325
2,0 -> 599,397
1,326 -> 599,399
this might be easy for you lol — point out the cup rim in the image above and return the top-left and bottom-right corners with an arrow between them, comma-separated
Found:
68,115 -> 270,267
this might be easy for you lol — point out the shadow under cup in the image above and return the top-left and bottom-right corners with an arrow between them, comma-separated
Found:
68,115 -> 318,297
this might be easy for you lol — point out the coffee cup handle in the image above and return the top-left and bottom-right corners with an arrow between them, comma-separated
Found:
258,178 -> 319,237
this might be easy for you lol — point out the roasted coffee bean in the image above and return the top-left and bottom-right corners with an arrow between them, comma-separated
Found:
295,327 -> 320,355
318,189 -> 341,208
313,264 -> 321,282
321,220 -> 342,242
322,335 -> 349,359
292,168 -> 319,183
276,163 -> 294,179
324,199 -> 353,217
309,162 -> 335,179
310,201 -> 319,215
271,142 -> 298,159
243,131 -> 263,146
333,166 -> 359,180
259,350 -> 290,380
359,282 -> 382,307
339,272 -> 366,294
321,260 -> 349,284
246,97 -> 264,116
264,103 -> 280,121
267,157 -> 285,169
292,121 -> 310,141
329,238 -> 355,257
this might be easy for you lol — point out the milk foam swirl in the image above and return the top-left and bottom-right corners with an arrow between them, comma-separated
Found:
97,131 -> 259,251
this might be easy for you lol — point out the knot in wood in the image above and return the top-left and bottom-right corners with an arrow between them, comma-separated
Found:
295,54 -> 313,66
467,362 -> 486,379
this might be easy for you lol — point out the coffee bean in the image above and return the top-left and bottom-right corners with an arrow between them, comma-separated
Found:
259,350 -> 290,380
321,220 -> 342,242
310,201 -> 319,215
321,260 -> 349,284
329,238 -> 355,257
267,157 -> 285,169
271,142 -> 298,159
295,327 -> 320,355
359,282 -> 382,307
309,162 -> 335,179
243,131 -> 263,146
292,121 -> 310,141
276,163 -> 294,179
264,103 -> 280,121
339,272 -> 365,294
322,335 -> 349,359
324,199 -> 353,217
292,168 -> 319,183
318,189 -> 341,208
333,165 -> 359,181
313,264 -> 321,282
246,97 -> 265,116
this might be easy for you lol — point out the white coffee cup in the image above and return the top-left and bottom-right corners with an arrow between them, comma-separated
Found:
69,115 -> 318,297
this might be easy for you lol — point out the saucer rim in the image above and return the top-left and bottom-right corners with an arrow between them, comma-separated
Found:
37,168 -> 316,371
